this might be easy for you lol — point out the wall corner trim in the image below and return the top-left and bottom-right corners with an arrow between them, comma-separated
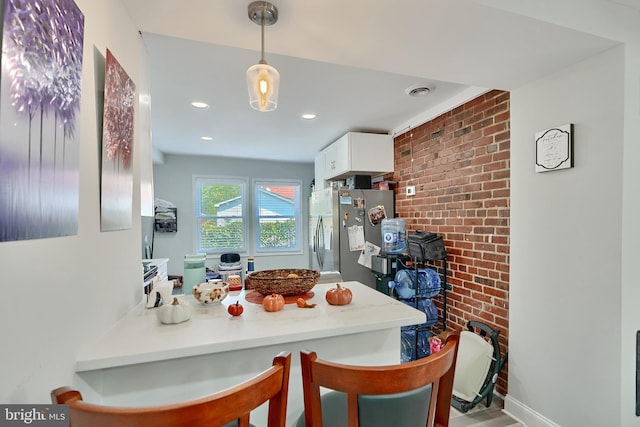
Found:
504,394 -> 560,427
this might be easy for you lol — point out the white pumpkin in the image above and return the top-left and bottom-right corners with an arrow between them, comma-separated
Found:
156,297 -> 191,324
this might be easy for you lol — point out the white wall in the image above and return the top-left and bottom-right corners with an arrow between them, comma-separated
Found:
152,154 -> 314,276
620,35 -> 640,427
482,1 -> 640,425
508,46 -> 624,426
0,0 -> 145,403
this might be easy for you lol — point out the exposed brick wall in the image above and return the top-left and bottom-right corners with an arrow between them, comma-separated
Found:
390,90 -> 510,394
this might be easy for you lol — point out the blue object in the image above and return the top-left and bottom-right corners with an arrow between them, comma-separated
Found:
388,268 -> 441,299
400,298 -> 439,362
399,299 -> 438,328
381,218 -> 407,254
400,328 -> 433,362
388,275 -> 414,299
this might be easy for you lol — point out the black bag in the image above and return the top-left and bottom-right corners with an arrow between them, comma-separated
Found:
407,231 -> 446,261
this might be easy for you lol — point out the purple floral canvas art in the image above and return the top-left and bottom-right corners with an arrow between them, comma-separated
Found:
100,49 -> 135,232
0,0 -> 85,242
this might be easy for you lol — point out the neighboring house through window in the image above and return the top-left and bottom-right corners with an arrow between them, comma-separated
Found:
194,176 -> 302,255
255,181 -> 302,253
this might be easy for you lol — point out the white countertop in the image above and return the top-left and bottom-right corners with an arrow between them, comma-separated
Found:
76,281 -> 425,372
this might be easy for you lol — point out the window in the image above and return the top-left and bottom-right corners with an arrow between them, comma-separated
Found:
194,177 -> 302,255
254,181 -> 302,253
194,177 -> 246,253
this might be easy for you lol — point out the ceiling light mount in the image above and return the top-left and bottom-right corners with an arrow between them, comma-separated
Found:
246,1 -> 280,112
248,1 -> 278,26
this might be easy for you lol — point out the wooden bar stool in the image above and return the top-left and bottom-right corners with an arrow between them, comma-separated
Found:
296,334 -> 459,427
52,351 -> 291,427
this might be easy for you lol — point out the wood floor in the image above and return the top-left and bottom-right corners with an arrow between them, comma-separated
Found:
449,396 -> 523,427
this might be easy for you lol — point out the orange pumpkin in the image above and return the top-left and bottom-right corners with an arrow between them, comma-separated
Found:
296,297 -> 316,308
325,283 -> 352,306
227,301 -> 244,317
262,294 -> 285,312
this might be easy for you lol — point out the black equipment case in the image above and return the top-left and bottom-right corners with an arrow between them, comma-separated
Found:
407,230 -> 446,261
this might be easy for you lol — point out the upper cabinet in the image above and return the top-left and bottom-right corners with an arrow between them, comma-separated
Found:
316,132 -> 394,185
314,151 -> 328,190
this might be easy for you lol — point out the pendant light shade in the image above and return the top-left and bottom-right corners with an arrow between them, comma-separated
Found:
246,62 -> 279,112
246,1 -> 279,112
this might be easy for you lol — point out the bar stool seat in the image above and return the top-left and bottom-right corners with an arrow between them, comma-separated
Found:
295,334 -> 459,427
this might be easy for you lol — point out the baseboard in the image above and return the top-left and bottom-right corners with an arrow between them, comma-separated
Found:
504,394 -> 560,427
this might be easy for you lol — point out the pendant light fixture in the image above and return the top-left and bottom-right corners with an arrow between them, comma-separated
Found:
246,1 -> 280,112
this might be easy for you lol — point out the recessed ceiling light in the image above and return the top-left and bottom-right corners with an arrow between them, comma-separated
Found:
191,101 -> 209,109
405,84 -> 433,97
301,113 -> 317,120
200,136 -> 213,141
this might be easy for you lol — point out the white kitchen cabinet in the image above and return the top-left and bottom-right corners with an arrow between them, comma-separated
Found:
314,150 -> 329,190
322,132 -> 394,181
323,139 -> 343,179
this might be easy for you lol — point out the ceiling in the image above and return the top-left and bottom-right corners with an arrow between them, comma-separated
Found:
121,0 -> 622,163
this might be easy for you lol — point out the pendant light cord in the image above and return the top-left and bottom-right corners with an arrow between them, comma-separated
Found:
260,5 -> 266,64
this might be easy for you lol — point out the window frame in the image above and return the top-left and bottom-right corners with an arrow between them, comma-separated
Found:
253,179 -> 303,255
193,176 -> 303,256
193,175 -> 248,255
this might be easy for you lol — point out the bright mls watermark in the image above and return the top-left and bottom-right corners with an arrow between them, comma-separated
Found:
0,405 -> 68,426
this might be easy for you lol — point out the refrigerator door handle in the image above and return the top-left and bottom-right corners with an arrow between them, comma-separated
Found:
313,218 -> 319,253
317,217 -> 325,268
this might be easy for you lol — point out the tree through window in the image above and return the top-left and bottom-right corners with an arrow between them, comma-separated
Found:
255,181 -> 301,252
195,177 -> 246,253
194,177 -> 302,255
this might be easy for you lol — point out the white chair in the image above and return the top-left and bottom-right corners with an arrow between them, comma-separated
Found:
451,321 -> 508,412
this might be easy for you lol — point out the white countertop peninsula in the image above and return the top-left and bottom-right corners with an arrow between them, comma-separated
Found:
74,281 -> 425,426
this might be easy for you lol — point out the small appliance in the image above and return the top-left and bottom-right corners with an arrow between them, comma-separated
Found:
218,253 -> 242,271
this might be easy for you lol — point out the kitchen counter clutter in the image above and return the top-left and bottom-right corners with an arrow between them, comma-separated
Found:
143,258 -> 169,281
76,281 -> 424,371
74,281 -> 425,426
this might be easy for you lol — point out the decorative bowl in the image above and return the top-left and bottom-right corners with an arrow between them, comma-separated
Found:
246,269 -> 320,296
193,281 -> 230,304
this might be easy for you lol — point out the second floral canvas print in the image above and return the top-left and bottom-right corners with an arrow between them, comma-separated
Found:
100,49 -> 135,232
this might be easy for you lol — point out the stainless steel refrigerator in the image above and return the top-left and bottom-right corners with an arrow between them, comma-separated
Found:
309,187 -> 394,289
